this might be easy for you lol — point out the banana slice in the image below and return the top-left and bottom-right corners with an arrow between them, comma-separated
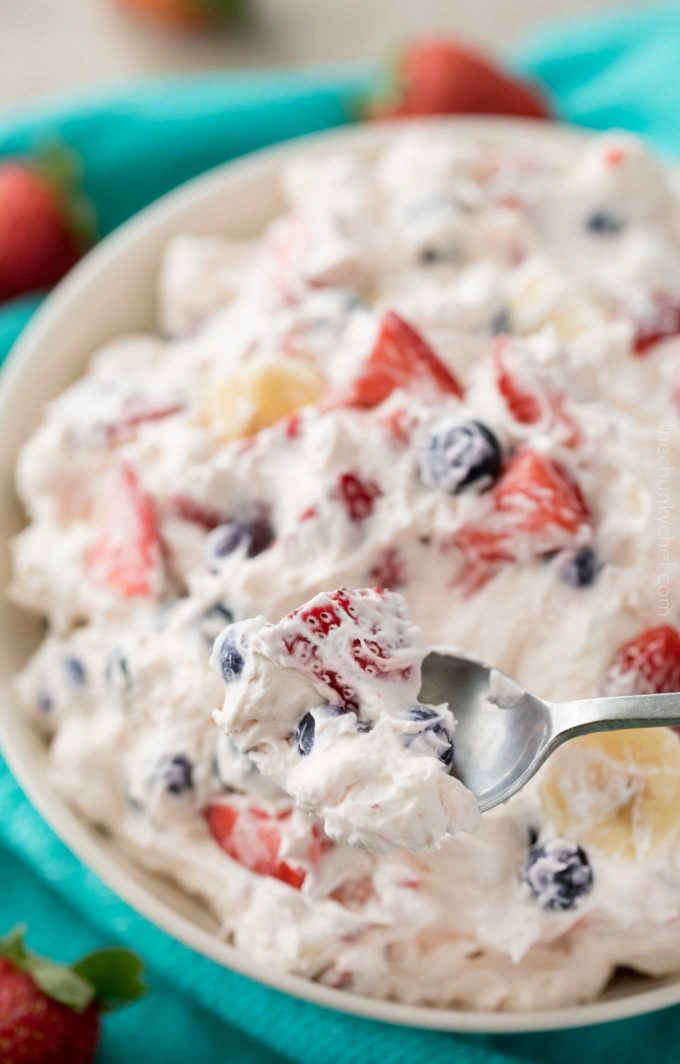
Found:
540,729 -> 680,860
204,355 -> 325,442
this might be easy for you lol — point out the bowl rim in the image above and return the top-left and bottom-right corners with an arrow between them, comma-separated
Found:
1,114 -> 679,1035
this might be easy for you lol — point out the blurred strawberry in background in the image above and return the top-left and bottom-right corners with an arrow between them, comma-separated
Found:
0,926 -> 146,1064
0,146 -> 96,304
115,0 -> 245,31
366,37 -> 551,121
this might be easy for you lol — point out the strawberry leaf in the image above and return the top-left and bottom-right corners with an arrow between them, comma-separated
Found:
73,948 -> 147,1012
0,926 -> 94,1012
35,140 -> 98,251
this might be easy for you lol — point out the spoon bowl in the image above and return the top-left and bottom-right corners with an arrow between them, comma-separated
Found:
420,649 -> 680,812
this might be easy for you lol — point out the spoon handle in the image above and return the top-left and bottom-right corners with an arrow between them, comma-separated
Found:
553,691 -> 680,741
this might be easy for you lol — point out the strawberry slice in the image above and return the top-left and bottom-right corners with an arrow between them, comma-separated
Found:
87,464 -> 162,596
336,470 -> 382,521
493,338 -> 542,424
604,625 -> 680,696
621,292 -> 680,355
169,495 -> 226,531
494,449 -> 590,538
493,338 -> 582,446
454,449 -> 591,566
106,399 -> 184,443
204,801 -> 310,889
344,311 -> 464,408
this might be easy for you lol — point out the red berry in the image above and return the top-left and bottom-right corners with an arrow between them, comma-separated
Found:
343,311 -> 464,409
368,546 -> 407,589
0,164 -> 87,303
604,625 -> 680,696
367,38 -> 550,121
329,876 -> 375,908
454,449 -> 591,566
494,449 -> 590,538
169,494 -> 226,531
0,959 -> 99,1064
493,337 -> 542,424
336,470 -> 382,521
204,801 -> 310,888
87,463 -> 162,596
620,292 -> 680,355
106,399 -> 184,443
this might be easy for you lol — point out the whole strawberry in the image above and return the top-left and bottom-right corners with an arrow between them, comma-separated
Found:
0,926 -> 146,1064
0,147 -> 96,304
115,0 -> 245,31
366,37 -> 551,121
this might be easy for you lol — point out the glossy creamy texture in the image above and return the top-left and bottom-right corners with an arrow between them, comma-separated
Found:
10,128 -> 680,1012
212,587 -> 479,851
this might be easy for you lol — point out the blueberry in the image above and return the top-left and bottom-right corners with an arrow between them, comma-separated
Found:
402,705 -> 455,766
404,706 -> 439,722
198,602 -> 234,644
490,308 -> 513,335
210,519 -> 274,563
295,712 -> 316,756
418,419 -> 503,495
521,838 -> 594,911
63,657 -> 87,687
37,690 -> 54,714
105,648 -> 132,693
559,546 -> 603,589
155,753 -> 194,795
419,244 -> 460,266
218,631 -> 245,682
325,704 -> 371,732
585,209 -> 625,236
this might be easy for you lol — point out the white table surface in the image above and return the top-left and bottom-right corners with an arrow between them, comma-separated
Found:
2,0 -> 630,112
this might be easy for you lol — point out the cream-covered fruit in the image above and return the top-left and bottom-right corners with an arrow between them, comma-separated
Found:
211,587 -> 479,852
10,127 -> 680,1011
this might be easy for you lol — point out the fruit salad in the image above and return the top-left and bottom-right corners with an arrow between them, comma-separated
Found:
10,127 -> 680,1012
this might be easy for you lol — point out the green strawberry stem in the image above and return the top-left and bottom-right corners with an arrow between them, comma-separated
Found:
0,926 -> 146,1014
34,141 -> 98,252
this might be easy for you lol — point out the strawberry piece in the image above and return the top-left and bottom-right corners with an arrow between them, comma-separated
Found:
621,292 -> 680,355
344,311 -> 464,409
454,449 -> 591,566
204,802 -> 309,888
366,38 -> 550,121
88,464 -> 162,596
169,495 -> 226,531
379,404 -> 416,445
494,449 -> 590,538
368,546 -> 407,589
330,876 -> 375,908
493,338 -> 542,424
604,625 -> 680,696
0,158 -> 95,303
299,602 -> 343,638
106,400 -> 184,443
336,470 -> 382,521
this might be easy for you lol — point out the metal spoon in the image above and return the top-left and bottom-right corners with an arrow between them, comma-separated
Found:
419,650 -> 680,812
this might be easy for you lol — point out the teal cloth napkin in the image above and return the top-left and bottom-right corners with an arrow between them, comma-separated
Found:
3,5 -> 680,1061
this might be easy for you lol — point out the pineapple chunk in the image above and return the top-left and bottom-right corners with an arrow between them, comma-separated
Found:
204,356 -> 325,442
540,729 -> 680,860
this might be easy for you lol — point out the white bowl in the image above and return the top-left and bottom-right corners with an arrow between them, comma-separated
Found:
1,117 -> 678,1033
